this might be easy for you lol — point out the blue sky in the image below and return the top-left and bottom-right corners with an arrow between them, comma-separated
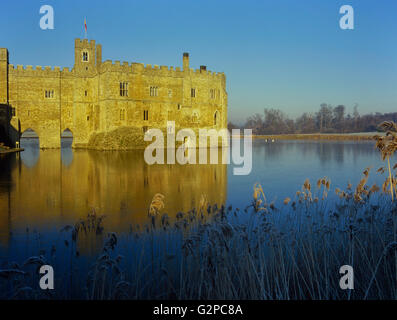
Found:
1,0 -> 397,124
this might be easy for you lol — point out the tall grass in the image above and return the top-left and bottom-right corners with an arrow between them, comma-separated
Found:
0,123 -> 396,300
0,172 -> 395,300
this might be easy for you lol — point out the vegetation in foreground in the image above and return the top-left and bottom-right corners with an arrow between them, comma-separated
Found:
0,122 -> 396,300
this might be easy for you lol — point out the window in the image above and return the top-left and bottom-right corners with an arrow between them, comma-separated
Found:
143,110 -> 149,121
214,111 -> 219,126
142,126 -> 148,133
82,51 -> 89,62
120,82 -> 128,97
177,104 -> 181,110
192,111 -> 199,123
150,86 -> 158,97
120,109 -> 125,121
210,89 -> 216,99
191,88 -> 196,98
85,90 -> 88,97
45,90 -> 54,99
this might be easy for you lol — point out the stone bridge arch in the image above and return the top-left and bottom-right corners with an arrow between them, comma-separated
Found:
11,108 -> 61,149
20,127 -> 40,148
61,127 -> 74,145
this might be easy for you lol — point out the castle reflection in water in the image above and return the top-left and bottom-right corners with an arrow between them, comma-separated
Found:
0,139 -> 227,252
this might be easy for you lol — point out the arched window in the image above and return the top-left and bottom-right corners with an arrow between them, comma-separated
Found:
214,111 -> 219,126
82,51 -> 89,62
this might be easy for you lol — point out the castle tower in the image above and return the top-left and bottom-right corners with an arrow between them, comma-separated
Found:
74,39 -> 101,74
0,48 -> 8,104
183,52 -> 189,71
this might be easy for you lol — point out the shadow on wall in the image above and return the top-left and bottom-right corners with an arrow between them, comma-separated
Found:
0,103 -> 19,148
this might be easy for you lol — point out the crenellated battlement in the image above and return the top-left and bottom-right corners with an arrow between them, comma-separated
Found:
97,57 -> 224,80
8,64 -> 72,76
2,38 -> 227,149
75,38 -> 96,49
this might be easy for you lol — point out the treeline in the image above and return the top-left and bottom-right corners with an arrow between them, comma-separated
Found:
228,104 -> 397,135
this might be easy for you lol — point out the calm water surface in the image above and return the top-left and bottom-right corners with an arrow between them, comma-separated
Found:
0,138 -> 386,253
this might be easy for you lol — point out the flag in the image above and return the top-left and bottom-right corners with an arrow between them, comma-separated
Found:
84,18 -> 87,33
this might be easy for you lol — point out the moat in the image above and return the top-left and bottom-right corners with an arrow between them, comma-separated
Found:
0,137 -> 387,250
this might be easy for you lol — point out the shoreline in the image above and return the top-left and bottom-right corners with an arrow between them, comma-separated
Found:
252,133 -> 379,141
0,147 -> 24,154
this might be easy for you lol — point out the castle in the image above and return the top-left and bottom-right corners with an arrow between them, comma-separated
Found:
0,39 -> 227,149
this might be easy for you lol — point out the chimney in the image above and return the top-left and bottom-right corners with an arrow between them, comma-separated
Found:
183,52 -> 189,71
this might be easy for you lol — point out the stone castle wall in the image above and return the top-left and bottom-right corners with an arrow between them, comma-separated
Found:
0,39 -> 227,149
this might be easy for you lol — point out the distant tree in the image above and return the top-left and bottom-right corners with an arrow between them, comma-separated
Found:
227,122 -> 240,131
244,113 -> 264,134
263,108 -> 294,134
353,104 -> 360,131
316,103 -> 333,132
333,105 -> 346,132
296,113 -> 316,133
242,104 -> 397,135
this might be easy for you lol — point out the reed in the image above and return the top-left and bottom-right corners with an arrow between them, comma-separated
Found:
0,123 -> 396,300
1,173 -> 395,300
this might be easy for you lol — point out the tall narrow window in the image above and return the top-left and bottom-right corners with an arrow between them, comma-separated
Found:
191,88 -> 196,98
120,82 -> 128,97
82,51 -> 89,62
214,111 -> 219,126
150,86 -> 158,97
45,90 -> 54,98
143,110 -> 149,121
210,89 -> 216,99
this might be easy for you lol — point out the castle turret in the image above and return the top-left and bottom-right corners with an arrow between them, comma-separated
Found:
74,39 -> 100,74
0,48 -> 8,104
183,52 -> 189,71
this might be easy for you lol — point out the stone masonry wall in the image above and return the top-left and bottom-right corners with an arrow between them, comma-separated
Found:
0,39 -> 227,149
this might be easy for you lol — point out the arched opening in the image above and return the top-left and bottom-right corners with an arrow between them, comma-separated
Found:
61,128 -> 73,166
214,111 -> 220,127
20,128 -> 39,148
20,128 -> 39,167
61,128 -> 73,148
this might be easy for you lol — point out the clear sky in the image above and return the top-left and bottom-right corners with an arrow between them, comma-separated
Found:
1,0 -> 397,124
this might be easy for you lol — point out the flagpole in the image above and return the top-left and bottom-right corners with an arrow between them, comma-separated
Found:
84,18 -> 87,39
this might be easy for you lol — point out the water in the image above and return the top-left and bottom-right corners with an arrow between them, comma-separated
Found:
0,138 -> 387,252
